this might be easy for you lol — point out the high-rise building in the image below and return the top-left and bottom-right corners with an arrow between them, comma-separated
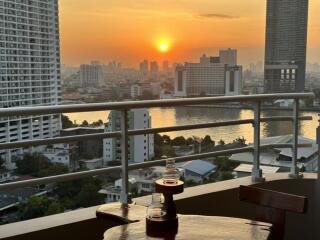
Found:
80,62 -> 103,87
103,109 -> 154,164
264,0 -> 309,93
174,53 -> 242,97
162,61 -> 169,72
139,60 -> 149,75
0,0 -> 62,169
150,61 -> 159,73
219,48 -> 237,66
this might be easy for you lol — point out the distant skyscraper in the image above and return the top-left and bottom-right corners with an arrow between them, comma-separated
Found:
162,61 -> 169,72
80,62 -> 103,87
219,48 -> 237,66
150,61 -> 159,73
264,0 -> 309,93
0,0 -> 61,168
139,60 -> 149,75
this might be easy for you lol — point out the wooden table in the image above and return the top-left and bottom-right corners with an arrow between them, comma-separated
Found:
104,215 -> 272,240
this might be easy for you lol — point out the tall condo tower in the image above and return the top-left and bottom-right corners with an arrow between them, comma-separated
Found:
0,0 -> 62,168
264,0 -> 309,93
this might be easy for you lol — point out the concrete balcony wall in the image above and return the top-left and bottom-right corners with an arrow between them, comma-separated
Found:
1,173 -> 320,240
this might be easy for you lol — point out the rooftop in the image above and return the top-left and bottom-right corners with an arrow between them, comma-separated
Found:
178,160 -> 217,176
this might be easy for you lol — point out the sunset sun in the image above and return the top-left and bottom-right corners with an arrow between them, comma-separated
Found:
158,41 -> 170,53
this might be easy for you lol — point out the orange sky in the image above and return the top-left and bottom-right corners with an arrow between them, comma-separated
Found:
59,0 -> 320,67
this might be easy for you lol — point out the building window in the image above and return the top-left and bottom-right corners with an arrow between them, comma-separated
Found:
178,70 -> 183,91
229,71 -> 235,92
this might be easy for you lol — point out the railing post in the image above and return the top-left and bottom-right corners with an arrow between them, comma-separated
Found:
317,114 -> 320,180
120,110 -> 131,204
252,101 -> 264,182
290,99 -> 302,178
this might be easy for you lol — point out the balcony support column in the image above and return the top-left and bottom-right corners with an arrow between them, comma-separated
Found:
290,99 -> 302,179
316,115 -> 320,180
252,101 -> 264,182
120,110 -> 131,204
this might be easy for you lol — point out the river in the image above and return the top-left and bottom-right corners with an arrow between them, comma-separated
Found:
66,107 -> 319,143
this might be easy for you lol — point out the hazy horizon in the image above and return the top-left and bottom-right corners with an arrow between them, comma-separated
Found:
60,0 -> 320,67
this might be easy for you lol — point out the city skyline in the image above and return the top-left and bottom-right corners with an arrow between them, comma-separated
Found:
60,0 -> 320,67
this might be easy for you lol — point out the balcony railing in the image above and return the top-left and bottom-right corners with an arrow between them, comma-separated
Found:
0,93 -> 315,204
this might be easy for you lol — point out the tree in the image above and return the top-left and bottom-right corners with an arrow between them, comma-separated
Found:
185,179 -> 198,187
81,120 -> 89,127
19,196 -> 50,220
154,134 -> 165,145
61,115 -> 75,129
186,137 -> 194,145
15,153 -> 52,176
214,156 -> 233,171
55,177 -> 103,209
234,137 -> 246,145
162,135 -> 171,145
46,200 -> 64,216
218,139 -> 225,146
38,163 -> 68,177
219,172 -> 234,181
171,136 -> 187,146
202,135 -> 214,146
19,197 -> 64,221
76,183 -> 104,207
90,119 -> 104,127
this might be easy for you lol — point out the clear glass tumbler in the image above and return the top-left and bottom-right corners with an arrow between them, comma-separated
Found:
146,193 -> 166,219
162,159 -> 180,185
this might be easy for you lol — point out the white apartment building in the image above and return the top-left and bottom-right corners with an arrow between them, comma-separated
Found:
80,62 -> 103,87
103,109 -> 154,164
174,51 -> 243,97
130,84 -> 142,99
174,55 -> 226,97
225,66 -> 243,96
0,0 -> 62,169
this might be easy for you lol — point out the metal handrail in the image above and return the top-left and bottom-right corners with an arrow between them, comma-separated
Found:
0,143 -> 311,192
0,93 -> 315,204
0,116 -> 312,150
0,93 -> 314,117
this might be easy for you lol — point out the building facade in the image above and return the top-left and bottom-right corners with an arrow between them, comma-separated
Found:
219,48 -> 237,66
103,109 -> 154,164
80,62 -> 103,87
0,0 -> 62,169
225,66 -> 243,96
174,52 -> 242,97
264,0 -> 309,93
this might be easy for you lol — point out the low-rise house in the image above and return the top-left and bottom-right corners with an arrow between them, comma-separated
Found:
233,164 -> 280,178
178,160 -> 217,183
43,144 -> 70,167
80,158 -> 103,170
0,170 -> 11,183
99,166 -> 176,203
230,135 -> 318,171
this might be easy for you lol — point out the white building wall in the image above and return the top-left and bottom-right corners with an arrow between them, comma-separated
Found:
103,109 -> 154,165
174,66 -> 187,97
0,0 -> 62,169
80,63 -> 103,87
225,66 -> 243,96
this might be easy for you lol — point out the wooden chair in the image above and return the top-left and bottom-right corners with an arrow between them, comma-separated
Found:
239,185 -> 308,240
